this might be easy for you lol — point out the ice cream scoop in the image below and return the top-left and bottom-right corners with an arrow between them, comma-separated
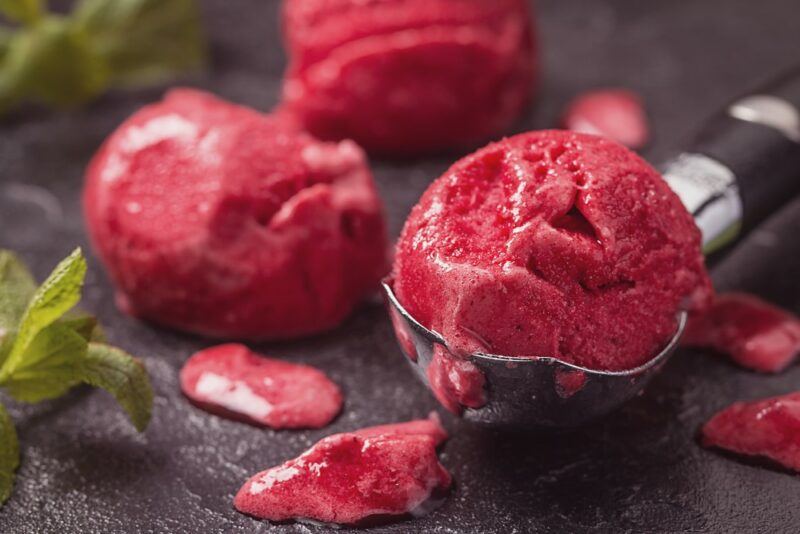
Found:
385,68 -> 800,428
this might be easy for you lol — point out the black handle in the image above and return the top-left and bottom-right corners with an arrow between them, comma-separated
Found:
692,69 -> 800,231
663,68 -> 800,252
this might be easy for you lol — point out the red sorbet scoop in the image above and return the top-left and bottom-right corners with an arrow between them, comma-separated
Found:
562,89 -> 649,149
281,0 -> 536,155
702,392 -> 800,472
84,89 -> 387,339
393,130 -> 711,371
683,293 -> 800,373
234,415 -> 451,525
180,344 -> 342,429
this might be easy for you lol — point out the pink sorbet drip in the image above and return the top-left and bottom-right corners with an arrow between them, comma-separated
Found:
554,368 -> 587,399
427,345 -> 486,414
683,293 -> 800,373
562,89 -> 649,149
234,414 -> 451,525
702,392 -> 800,471
180,344 -> 343,429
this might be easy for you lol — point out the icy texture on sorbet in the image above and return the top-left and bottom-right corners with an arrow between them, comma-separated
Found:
394,130 -> 711,370
683,293 -> 800,373
702,393 -> 800,472
234,415 -> 450,525
562,89 -> 649,149
180,344 -> 342,429
84,89 -> 387,339
281,0 -> 536,155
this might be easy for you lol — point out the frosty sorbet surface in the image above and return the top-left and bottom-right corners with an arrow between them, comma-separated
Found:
394,130 -> 711,370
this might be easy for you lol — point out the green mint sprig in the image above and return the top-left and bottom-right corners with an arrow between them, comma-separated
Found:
0,0 -> 206,114
0,248 -> 153,505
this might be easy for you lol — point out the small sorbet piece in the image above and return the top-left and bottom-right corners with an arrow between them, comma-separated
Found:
562,89 -> 649,149
427,345 -> 486,414
394,130 -> 710,372
683,293 -> 800,373
281,0 -> 536,154
234,415 -> 451,525
554,369 -> 587,399
702,392 -> 800,472
180,344 -> 342,429
84,89 -> 387,339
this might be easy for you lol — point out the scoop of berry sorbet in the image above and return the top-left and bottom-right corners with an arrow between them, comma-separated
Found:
180,344 -> 342,429
702,392 -> 800,472
234,414 -> 450,525
281,0 -> 536,155
84,89 -> 387,339
394,130 -> 711,371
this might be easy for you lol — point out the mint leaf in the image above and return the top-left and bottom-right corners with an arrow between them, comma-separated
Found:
0,250 -> 36,364
0,402 -> 19,505
0,248 -> 86,380
0,17 -> 108,113
0,0 -> 42,26
80,343 -> 153,432
60,314 -> 100,342
1,323 -> 87,403
73,0 -> 206,87
0,250 -> 36,330
0,249 -> 154,505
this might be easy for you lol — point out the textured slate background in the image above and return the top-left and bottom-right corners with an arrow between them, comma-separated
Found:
2,0 -> 800,532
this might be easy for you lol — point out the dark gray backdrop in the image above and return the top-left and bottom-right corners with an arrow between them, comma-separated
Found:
1,1 -> 799,532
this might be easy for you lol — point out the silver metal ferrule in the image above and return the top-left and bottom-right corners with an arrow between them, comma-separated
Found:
662,153 -> 742,253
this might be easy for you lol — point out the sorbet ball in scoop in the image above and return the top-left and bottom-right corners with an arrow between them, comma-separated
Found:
84,89 -> 387,339
394,130 -> 711,371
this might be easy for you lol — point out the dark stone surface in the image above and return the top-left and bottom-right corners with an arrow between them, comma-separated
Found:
1,0 -> 800,532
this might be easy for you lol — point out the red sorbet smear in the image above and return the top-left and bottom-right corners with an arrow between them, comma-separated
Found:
702,392 -> 800,472
554,369 -> 587,399
84,89 -> 388,339
389,308 -> 419,362
683,293 -> 800,373
234,414 -> 451,525
427,344 -> 486,414
180,344 -> 342,429
393,130 -> 711,371
281,0 -> 536,155
562,89 -> 649,149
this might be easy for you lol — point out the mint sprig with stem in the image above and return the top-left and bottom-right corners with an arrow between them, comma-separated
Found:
0,248 -> 153,505
0,0 -> 206,114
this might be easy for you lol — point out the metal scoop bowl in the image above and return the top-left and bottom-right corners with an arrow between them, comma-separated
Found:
383,279 -> 686,429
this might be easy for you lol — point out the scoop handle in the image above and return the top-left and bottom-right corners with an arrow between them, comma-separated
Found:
662,68 -> 800,253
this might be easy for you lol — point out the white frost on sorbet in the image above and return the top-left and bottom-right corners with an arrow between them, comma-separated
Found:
194,372 -> 274,420
121,114 -> 199,153
249,466 -> 301,495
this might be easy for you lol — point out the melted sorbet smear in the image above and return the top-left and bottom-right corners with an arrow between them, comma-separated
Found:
180,344 -> 342,429
234,414 -> 451,526
703,392 -> 800,472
